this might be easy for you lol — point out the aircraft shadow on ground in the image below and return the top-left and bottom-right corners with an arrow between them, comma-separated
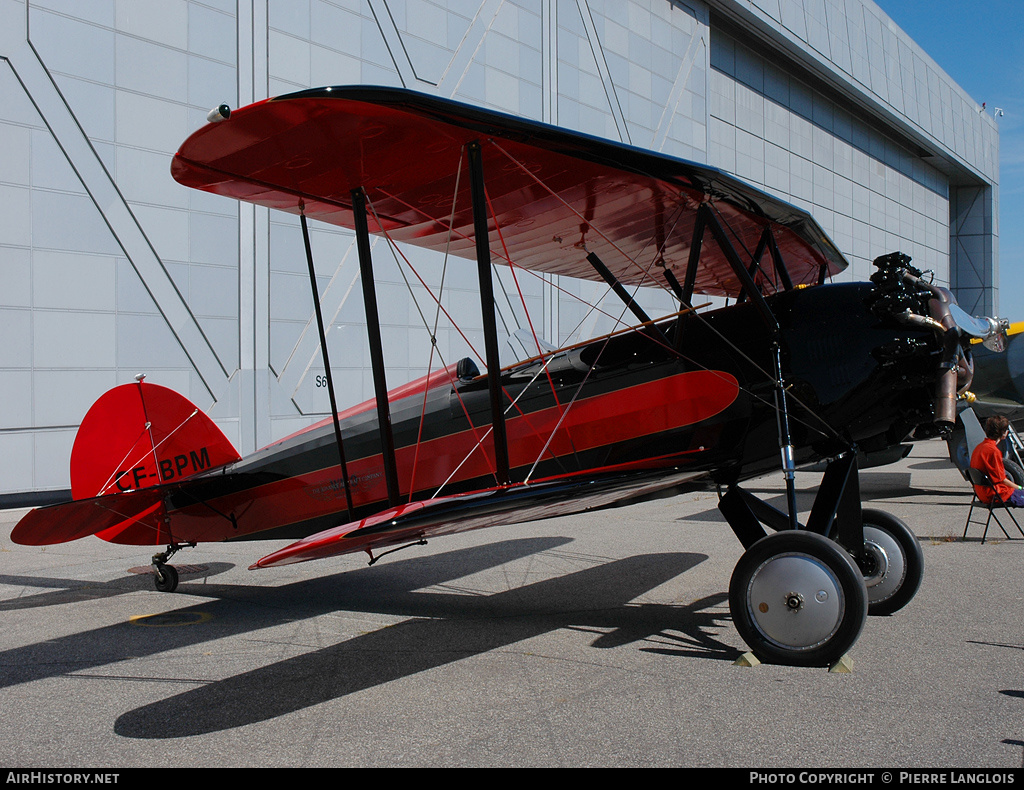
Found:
907,459 -> 961,471
0,563 -> 235,611
1000,739 -> 1024,769
0,537 -> 727,738
681,472 -> 972,525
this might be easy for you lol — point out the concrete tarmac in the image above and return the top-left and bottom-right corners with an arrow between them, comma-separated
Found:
1,440 -> 1022,768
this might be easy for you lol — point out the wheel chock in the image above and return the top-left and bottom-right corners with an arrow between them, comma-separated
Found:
734,651 -> 761,667
828,653 -> 854,673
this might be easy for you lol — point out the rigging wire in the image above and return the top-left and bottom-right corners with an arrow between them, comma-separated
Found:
364,169 -> 500,491
94,410 -> 202,497
355,140 -> 846,497
365,215 -> 577,491
432,356 -> 556,497
487,140 -> 680,300
368,183 -> 646,338
481,176 -> 587,474
364,179 -> 576,495
488,142 -> 842,445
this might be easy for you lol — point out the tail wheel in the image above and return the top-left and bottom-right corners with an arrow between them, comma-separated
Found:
154,563 -> 179,593
860,509 -> 923,616
730,531 -> 868,667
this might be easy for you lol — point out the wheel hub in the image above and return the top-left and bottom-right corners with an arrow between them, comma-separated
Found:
862,525 -> 908,605
861,539 -> 890,588
746,552 -> 845,651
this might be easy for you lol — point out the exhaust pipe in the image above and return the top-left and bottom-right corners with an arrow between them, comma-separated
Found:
889,271 -> 971,430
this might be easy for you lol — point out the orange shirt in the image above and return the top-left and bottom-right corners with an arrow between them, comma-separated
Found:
971,438 -> 1014,503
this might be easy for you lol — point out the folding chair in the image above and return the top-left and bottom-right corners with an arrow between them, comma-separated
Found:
963,468 -> 1024,543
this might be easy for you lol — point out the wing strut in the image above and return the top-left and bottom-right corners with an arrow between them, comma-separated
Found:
704,206 -> 778,332
767,227 -> 794,292
702,204 -> 800,530
300,209 -> 355,517
353,187 -> 401,507
735,227 -> 772,304
468,141 -> 511,485
680,204 -> 707,310
736,226 -> 794,303
660,264 -> 685,304
585,251 -> 668,345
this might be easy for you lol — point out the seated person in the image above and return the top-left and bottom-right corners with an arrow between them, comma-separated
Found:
970,415 -> 1024,506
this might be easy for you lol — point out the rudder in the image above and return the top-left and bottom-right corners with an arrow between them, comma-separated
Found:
70,379 -> 240,500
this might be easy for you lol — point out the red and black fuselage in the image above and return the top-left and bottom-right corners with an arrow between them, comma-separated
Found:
129,276 -> 941,546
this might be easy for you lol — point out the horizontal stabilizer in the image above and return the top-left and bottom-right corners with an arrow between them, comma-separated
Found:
11,487 -> 167,546
12,380 -> 244,547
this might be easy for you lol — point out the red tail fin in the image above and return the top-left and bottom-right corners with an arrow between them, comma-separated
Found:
70,380 -> 240,500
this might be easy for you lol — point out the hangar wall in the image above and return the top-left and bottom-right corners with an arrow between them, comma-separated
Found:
0,0 -> 999,498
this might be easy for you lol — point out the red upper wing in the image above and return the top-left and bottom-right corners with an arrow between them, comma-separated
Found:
172,86 -> 846,297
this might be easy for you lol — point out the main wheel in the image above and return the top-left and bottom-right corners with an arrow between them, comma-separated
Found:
1004,459 -> 1024,487
154,563 -> 179,593
946,424 -> 969,477
729,531 -> 868,667
860,509 -> 923,616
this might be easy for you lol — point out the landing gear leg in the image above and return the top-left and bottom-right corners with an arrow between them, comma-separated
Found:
718,451 -> 924,663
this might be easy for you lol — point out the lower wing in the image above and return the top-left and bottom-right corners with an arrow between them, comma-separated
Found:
252,466 -> 706,569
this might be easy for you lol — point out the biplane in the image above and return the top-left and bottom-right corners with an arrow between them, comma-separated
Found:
11,86 -> 1004,667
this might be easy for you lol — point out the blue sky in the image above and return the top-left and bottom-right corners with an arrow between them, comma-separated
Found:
874,0 -> 1024,319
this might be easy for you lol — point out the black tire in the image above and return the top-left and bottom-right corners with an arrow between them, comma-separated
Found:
154,564 -> 179,593
860,509 -> 924,616
1004,459 -> 1024,487
729,531 -> 868,667
946,424 -> 969,478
